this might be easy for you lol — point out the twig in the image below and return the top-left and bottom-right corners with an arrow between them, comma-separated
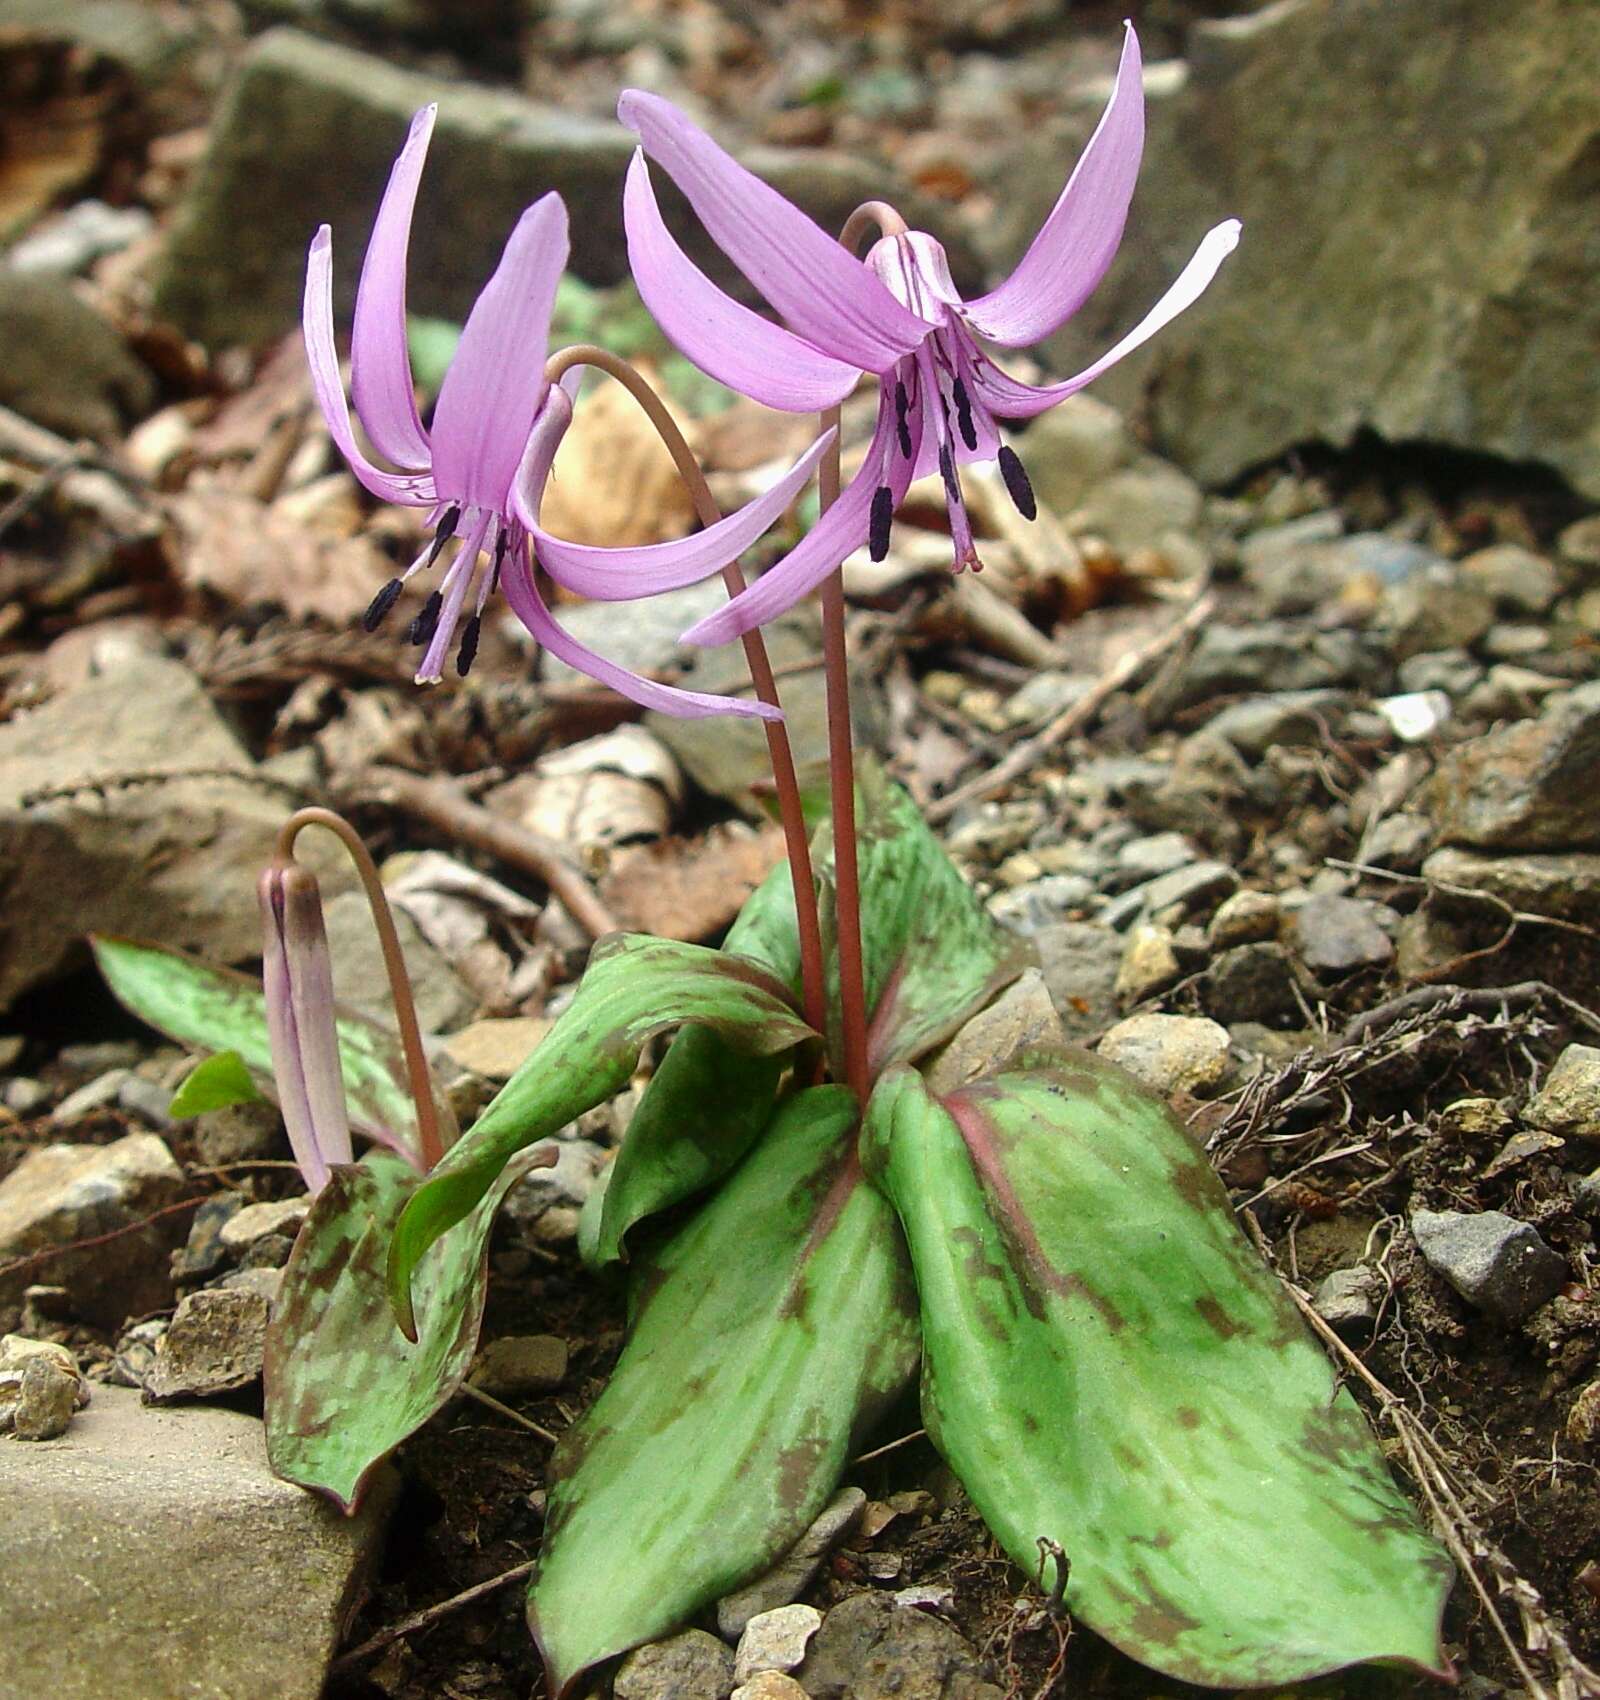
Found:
459,1381 -> 559,1444
926,589 -> 1215,824
0,1195 -> 208,1284
1340,980 -> 1600,1046
21,766 -> 310,809
353,765 -> 619,940
854,1427 -> 927,1465
330,1558 -> 538,1671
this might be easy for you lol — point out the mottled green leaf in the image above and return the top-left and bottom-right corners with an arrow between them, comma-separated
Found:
91,935 -> 451,1162
530,1085 -> 919,1696
264,1147 -> 547,1512
863,1055 -> 1452,1687
388,934 -> 815,1334
167,1050 -> 262,1118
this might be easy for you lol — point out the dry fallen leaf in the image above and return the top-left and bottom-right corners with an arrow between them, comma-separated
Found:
599,822 -> 785,942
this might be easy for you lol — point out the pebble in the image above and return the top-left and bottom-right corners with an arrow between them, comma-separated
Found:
1290,894 -> 1395,975
1114,924 -> 1181,1005
1034,922 -> 1123,1038
1397,650 -> 1483,697
1458,544 -> 1560,615
1204,690 -> 1347,758
501,1140 -> 609,1247
733,1673 -> 808,1700
1114,831 -> 1196,883
1438,1098 -> 1512,1139
1566,1379 -> 1600,1444
718,1487 -> 866,1638
11,1357 -> 81,1441
1206,888 -> 1279,949
192,1101 -> 285,1167
469,1335 -> 569,1396
1525,1045 -> 1600,1141
1361,812 -> 1433,872
443,1017 -> 551,1082
734,1606 -> 823,1684
52,1069 -> 131,1122
172,1194 -> 247,1281
0,1337 -> 87,1437
1098,1013 -> 1231,1096
1312,1267 -> 1379,1333
217,1198 -> 309,1255
1375,690 -> 1452,743
797,1592 -> 1002,1700
143,1289 -> 271,1401
1202,943 -> 1302,1027
613,1629 -> 735,1700
1411,1208 -> 1566,1323
1377,568 -> 1494,660
985,873 -> 1094,935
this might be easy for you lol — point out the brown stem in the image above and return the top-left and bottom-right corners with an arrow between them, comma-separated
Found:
277,806 -> 444,1169
544,344 -> 828,1040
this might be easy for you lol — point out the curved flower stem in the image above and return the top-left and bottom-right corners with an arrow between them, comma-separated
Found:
545,344 -> 828,1043
275,807 -> 444,1170
813,201 -> 911,1107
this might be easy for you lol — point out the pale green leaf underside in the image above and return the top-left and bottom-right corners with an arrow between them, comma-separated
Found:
167,1049 -> 262,1118
864,1056 -> 1452,1688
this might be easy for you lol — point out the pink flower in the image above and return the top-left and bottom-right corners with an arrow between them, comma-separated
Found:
618,25 -> 1239,648
305,106 -> 833,717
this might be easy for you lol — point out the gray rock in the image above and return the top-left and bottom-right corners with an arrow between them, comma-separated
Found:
1166,622 -> 1381,713
11,1356 -> 81,1441
1206,888 -> 1279,950
733,1604 -> 823,1684
0,272 -> 153,440
1482,624 -> 1555,663
52,1068 -> 131,1122
998,0 -> 1600,500
1098,1013 -> 1231,1096
1033,921 -> 1123,1038
923,971 -> 1062,1095
468,1334 -> 569,1396
143,1287 -> 271,1400
321,888 -> 476,1037
1458,545 -> 1561,615
1526,1045 -> 1600,1141
985,874 -> 1094,936
1428,681 -> 1600,851
1114,923 -> 1180,1005
1290,895 -> 1395,976
1362,812 -> 1434,873
1245,532 -> 1437,617
1397,650 -> 1485,698
1376,569 -> 1495,662
1114,831 -> 1196,884
502,1139 -> 607,1247
0,1134 -> 186,1326
1204,691 -> 1348,758
718,1488 -> 866,1639
1422,845 -> 1600,921
797,1592 -> 1002,1700
1312,1267 -> 1379,1334
217,1198 -> 309,1255
154,28 -> 974,348
1412,1208 -> 1566,1323
0,1383 -> 394,1700
614,1628 -> 736,1700
1202,943 -> 1302,1027
193,1101 -> 286,1167
1461,663 -> 1570,722
1134,859 -> 1240,927
0,654 -> 350,1011
172,1193 -> 248,1281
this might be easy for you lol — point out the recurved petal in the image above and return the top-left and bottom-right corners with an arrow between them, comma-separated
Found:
304,228 -> 439,507
971,219 -> 1242,419
499,552 -> 783,721
432,193 -> 568,511
961,23 -> 1145,347
350,105 -> 435,471
625,154 -> 860,412
530,425 -> 835,600
618,90 -> 934,374
683,400 -> 915,647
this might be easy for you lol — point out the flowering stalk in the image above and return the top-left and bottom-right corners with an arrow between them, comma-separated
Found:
542,343 -> 828,1042
262,807 -> 442,1188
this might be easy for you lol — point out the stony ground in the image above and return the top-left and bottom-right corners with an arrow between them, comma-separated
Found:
3,3 -> 1600,1700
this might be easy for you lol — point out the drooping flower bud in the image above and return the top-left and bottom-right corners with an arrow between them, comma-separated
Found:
259,859 -> 354,1193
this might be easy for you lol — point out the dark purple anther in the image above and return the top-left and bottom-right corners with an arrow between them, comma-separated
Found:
408,589 -> 444,647
869,485 -> 894,561
362,577 -> 404,632
456,614 -> 482,677
952,377 -> 977,452
998,445 -> 1036,520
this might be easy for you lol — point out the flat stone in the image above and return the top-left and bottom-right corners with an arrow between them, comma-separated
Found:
468,1334 -> 569,1397
0,271 -> 153,440
443,1017 -> 550,1082
1428,681 -> 1600,851
0,1133 -> 186,1326
1377,569 -> 1495,661
1205,691 -> 1349,758
732,1675 -> 808,1700
218,1198 -> 309,1254
1206,888 -> 1279,949
923,971 -> 1063,1095
1363,812 -> 1434,872
1412,1208 -> 1566,1323
0,654 -> 348,1011
1290,895 -> 1395,976
718,1487 -> 866,1639
1202,942 -> 1302,1028
1099,1013 -> 1231,1096
193,1101 -> 286,1167
143,1287 -> 271,1400
1526,1045 -> 1600,1141
1422,846 -> 1600,922
1033,921 -> 1123,1038
1114,923 -> 1181,1005
614,1628 -> 735,1700
797,1592 -> 1002,1700
1164,623 -> 1380,713
1135,859 -> 1240,925
0,1384 -> 393,1699
1459,545 -> 1561,615
1312,1267 -> 1379,1333
173,1193 -> 248,1281
733,1605 -> 823,1685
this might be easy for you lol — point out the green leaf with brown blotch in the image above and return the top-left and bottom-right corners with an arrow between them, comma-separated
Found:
264,1146 -> 547,1512
529,1086 -> 920,1698
387,934 -> 816,1335
862,1055 -> 1453,1688
90,934 -> 453,1163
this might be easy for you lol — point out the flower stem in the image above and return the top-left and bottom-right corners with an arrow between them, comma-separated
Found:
545,345 -> 828,1042
275,807 -> 444,1170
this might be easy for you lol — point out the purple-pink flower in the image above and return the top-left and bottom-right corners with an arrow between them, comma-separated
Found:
305,105 -> 834,718
618,24 -> 1239,649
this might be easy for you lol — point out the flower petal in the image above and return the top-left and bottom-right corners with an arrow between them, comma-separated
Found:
618,90 -> 934,373
500,552 -> 783,721
304,227 -> 439,506
350,105 -> 435,471
624,153 -> 859,411
529,425 -> 836,600
962,23 -> 1145,346
970,219 -> 1242,419
431,193 -> 567,510
683,397 -> 918,647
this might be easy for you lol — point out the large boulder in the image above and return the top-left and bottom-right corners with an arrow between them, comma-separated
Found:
152,28 -> 978,349
993,0 -> 1600,496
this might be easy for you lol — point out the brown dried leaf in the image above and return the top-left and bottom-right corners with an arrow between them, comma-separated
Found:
598,823 -> 785,942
